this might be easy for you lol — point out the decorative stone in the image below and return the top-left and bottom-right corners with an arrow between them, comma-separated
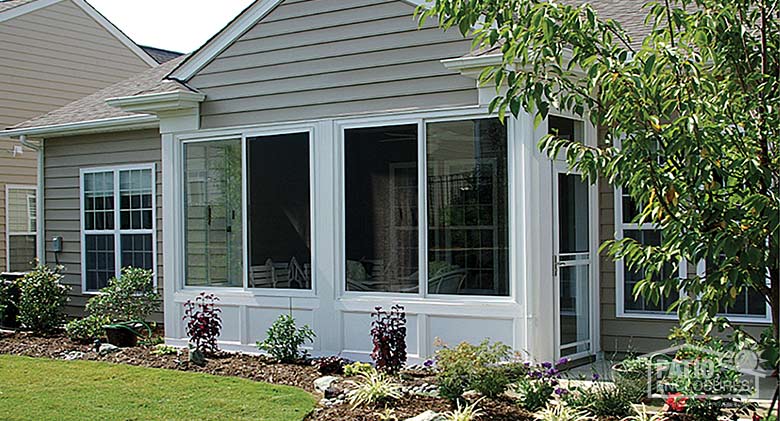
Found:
98,343 -> 120,356
324,386 -> 341,399
189,349 -> 206,367
314,375 -> 339,394
60,351 -> 85,360
404,410 -> 444,421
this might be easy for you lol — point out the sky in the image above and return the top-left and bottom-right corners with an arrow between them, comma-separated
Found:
88,0 -> 256,54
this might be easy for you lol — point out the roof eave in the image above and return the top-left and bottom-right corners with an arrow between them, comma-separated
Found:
1,114 -> 159,139
106,91 -> 206,114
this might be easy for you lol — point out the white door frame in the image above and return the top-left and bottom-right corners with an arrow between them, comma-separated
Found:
551,155 -> 600,361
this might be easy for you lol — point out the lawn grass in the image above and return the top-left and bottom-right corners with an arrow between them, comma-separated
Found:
0,355 -> 316,421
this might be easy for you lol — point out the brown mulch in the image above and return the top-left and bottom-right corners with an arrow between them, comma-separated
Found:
0,330 -> 537,420
306,396 -> 535,421
0,330 -> 320,393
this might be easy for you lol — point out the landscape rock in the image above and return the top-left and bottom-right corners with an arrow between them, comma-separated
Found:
404,410 -> 444,421
314,375 -> 339,394
60,351 -> 85,360
98,343 -> 120,356
323,386 -> 341,399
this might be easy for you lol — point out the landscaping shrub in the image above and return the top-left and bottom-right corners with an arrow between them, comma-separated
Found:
151,344 -> 179,356
257,313 -> 315,363
346,368 -> 403,408
344,361 -> 374,377
183,292 -> 222,355
435,339 -> 513,401
15,264 -> 69,334
533,403 -> 593,421
564,382 -> 634,419
442,398 -> 484,421
65,314 -> 110,342
370,305 -> 406,374
86,267 -> 158,322
312,355 -> 347,375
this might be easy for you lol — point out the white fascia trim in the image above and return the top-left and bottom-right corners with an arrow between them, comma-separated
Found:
170,0 -> 430,82
441,54 -> 503,72
106,91 -> 206,114
1,114 -> 158,138
71,0 -> 158,67
0,0 -> 62,23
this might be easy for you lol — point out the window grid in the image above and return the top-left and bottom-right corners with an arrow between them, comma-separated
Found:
81,166 -> 155,292
6,185 -> 37,272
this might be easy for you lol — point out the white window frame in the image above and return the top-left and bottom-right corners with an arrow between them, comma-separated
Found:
696,260 -> 772,324
5,184 -> 38,272
335,113 -> 518,302
179,125 -> 318,298
615,188 -> 771,324
79,164 -> 157,293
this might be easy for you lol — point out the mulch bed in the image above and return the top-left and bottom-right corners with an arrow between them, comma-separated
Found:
0,330 -> 319,393
0,330 -> 537,420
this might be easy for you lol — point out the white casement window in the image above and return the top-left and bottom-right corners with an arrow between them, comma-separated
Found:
5,185 -> 37,272
80,165 -> 156,292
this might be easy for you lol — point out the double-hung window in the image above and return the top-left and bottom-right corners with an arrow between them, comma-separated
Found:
6,185 -> 37,272
615,187 -> 678,315
81,166 -> 155,292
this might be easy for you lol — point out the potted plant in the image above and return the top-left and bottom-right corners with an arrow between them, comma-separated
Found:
103,320 -> 152,348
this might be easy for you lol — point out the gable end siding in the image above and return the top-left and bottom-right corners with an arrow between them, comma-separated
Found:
189,0 -> 479,128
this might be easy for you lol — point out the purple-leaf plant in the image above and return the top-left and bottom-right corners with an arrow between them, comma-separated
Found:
182,292 -> 222,356
370,304 -> 407,374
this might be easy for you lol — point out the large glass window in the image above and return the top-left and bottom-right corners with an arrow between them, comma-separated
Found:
345,124 -> 419,293
247,133 -> 311,289
82,167 -> 154,291
621,229 -> 678,312
427,118 -> 509,296
6,186 -> 37,272
705,258 -> 769,319
184,139 -> 243,287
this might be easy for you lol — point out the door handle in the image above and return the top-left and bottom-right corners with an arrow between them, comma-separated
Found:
553,255 -> 559,276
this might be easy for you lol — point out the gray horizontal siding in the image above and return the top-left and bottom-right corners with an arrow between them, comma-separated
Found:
43,130 -> 163,321
190,0 -> 478,128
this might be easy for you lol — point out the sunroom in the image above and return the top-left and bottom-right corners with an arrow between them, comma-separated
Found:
150,101 -> 600,363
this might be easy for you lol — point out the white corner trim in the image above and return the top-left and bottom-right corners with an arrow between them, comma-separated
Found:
106,91 -> 206,114
1,114 -> 158,138
169,0 -> 432,82
0,0 -> 62,23
71,0 -> 158,67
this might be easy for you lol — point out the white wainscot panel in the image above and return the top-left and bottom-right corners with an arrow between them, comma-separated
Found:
427,316 -> 514,348
219,305 -> 242,342
341,311 -> 419,359
247,307 -> 316,348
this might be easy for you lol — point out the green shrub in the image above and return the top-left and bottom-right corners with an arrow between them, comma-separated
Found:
257,314 -> 315,363
513,376 -> 556,412
151,344 -> 179,356
565,382 -> 634,418
65,314 -> 109,342
346,369 -> 403,408
344,361 -> 374,377
86,267 -> 158,322
442,398 -> 485,421
0,281 -> 10,321
16,264 -> 69,333
533,403 -> 593,421
435,339 -> 513,401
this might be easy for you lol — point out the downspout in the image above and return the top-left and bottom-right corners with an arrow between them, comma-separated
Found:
19,135 -> 44,266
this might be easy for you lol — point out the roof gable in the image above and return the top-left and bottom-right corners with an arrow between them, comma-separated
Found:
169,0 -> 427,82
0,0 -> 157,66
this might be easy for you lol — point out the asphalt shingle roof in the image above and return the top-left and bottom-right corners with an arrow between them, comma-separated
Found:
0,0 -> 35,13
141,46 -> 184,64
9,56 -> 193,130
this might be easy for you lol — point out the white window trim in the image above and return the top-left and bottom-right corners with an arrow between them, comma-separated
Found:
696,260 -> 772,324
335,113 -> 518,303
179,125 -> 319,298
79,164 -> 157,294
5,184 -> 38,272
614,187 -> 771,324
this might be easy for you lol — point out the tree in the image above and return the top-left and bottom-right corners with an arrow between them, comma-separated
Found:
419,0 -> 779,355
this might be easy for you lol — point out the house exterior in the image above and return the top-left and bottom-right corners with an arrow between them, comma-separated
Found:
0,0 -> 162,280
3,0 -> 771,362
